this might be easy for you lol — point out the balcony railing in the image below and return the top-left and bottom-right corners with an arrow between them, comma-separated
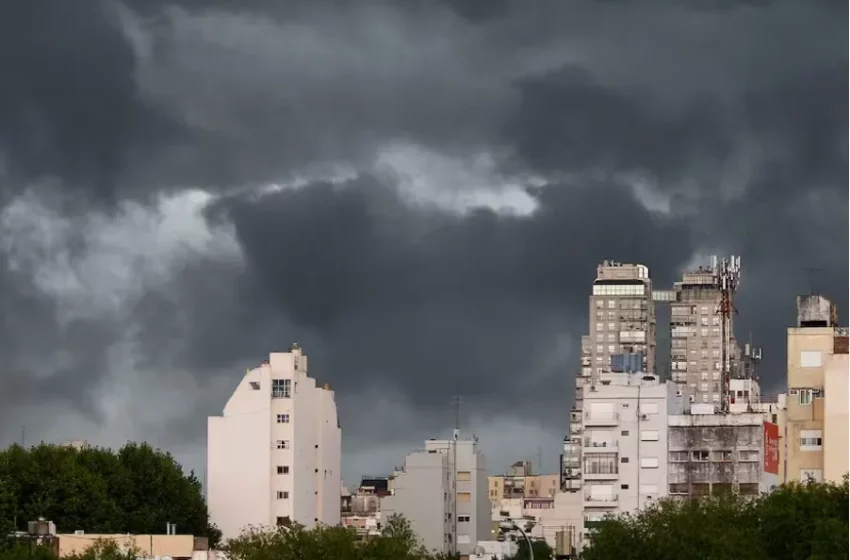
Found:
583,439 -> 618,449
584,412 -> 619,425
584,493 -> 618,503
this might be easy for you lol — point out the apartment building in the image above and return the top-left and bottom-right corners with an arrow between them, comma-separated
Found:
669,266 -> 732,405
784,295 -> 849,484
488,461 -> 559,506
667,409 -> 780,499
207,345 -> 342,541
579,372 -> 670,543
566,260 -> 655,493
382,437 -> 488,557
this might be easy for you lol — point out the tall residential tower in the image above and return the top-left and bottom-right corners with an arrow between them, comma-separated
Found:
207,345 -> 342,541
564,261 -> 655,492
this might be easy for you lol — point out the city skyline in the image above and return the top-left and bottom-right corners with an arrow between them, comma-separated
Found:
0,0 -> 846,488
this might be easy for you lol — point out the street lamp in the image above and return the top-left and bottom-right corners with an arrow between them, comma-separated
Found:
499,520 -> 534,560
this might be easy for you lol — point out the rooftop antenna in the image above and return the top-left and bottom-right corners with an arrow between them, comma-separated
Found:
450,387 -> 462,556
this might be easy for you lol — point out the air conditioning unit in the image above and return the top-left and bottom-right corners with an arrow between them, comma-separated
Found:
688,395 -> 695,403
676,389 -> 683,397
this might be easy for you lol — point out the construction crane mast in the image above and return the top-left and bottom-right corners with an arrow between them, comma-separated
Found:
711,255 -> 741,415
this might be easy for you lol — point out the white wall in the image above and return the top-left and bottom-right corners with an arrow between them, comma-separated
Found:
381,450 -> 450,555
208,348 -> 341,542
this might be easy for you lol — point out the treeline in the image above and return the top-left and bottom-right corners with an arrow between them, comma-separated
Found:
0,443 -> 219,546
582,477 -> 849,560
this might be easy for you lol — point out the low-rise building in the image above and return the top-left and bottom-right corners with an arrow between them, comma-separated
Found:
381,437 -> 488,557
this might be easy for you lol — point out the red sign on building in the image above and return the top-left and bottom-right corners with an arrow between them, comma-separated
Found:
763,422 -> 780,474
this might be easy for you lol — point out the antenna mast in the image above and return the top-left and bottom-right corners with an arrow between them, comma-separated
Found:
451,390 -> 462,556
712,255 -> 741,415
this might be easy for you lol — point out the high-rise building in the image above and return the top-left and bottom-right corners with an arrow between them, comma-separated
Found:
784,295 -> 849,484
666,256 -> 745,412
382,438 -> 489,557
207,345 -> 342,541
564,261 -> 655,493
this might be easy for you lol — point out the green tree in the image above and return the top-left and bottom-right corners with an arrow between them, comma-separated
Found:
509,538 -> 553,560
0,443 -> 220,547
225,516 -> 456,560
582,479 -> 849,560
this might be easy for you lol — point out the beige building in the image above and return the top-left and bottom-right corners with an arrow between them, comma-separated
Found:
487,461 -> 559,507
784,295 -> 849,484
53,533 -> 211,559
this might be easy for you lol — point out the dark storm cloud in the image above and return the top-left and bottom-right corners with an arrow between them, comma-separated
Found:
0,1 -> 178,201
174,175 -> 694,434
0,0 -> 845,474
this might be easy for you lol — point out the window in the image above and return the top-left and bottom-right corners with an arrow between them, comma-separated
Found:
272,379 -> 291,398
800,430 -> 823,451
457,515 -> 470,523
248,381 -> 260,390
276,491 -> 289,499
276,414 -> 290,423
692,451 -> 709,461
712,394 -> 720,403
276,440 -> 290,449
640,457 -> 659,469
798,389 -> 813,405
669,451 -> 688,462
800,351 -> 822,368
621,430 -> 630,436
620,457 -> 629,463
277,466 -> 289,474
640,403 -> 658,415
800,469 -> 823,483
620,484 -> 629,489
640,430 -> 659,442
596,344 -> 604,353
457,471 -> 471,482
457,492 -> 471,503
276,516 -> 291,527
607,300 -> 616,309
596,323 -> 603,332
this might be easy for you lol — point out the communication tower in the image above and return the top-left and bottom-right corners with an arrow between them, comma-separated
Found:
710,255 -> 741,414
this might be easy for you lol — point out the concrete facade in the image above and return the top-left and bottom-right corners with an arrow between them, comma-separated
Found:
382,438 -> 488,557
784,296 -> 848,484
207,345 -> 342,541
578,372 -> 670,544
566,261 -> 655,493
667,412 -> 779,498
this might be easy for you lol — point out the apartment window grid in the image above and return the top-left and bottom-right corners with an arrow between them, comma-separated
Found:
276,440 -> 290,449
276,413 -> 290,423
272,379 -> 291,398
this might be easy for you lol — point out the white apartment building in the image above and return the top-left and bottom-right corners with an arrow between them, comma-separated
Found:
207,345 -> 342,541
579,372 -> 670,542
382,437 -> 488,557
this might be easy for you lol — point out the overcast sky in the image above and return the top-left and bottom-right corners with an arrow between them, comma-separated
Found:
0,0 -> 846,487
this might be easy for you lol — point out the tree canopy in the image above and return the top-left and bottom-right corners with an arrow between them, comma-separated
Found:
225,515 -> 457,560
0,443 -> 220,547
582,478 -> 849,560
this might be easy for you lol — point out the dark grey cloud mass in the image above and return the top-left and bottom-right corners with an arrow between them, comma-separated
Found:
0,0 -> 845,479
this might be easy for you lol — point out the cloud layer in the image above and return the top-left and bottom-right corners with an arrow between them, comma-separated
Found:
0,0 -> 846,482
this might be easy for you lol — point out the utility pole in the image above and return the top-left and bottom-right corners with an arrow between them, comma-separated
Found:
451,390 -> 462,556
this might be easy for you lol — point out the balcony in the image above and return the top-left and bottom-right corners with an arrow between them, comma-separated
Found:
583,439 -> 618,452
584,493 -> 619,507
570,424 -> 582,435
584,412 -> 619,426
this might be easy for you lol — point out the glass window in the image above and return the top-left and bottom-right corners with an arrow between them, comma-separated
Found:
276,414 -> 290,424
272,379 -> 291,398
